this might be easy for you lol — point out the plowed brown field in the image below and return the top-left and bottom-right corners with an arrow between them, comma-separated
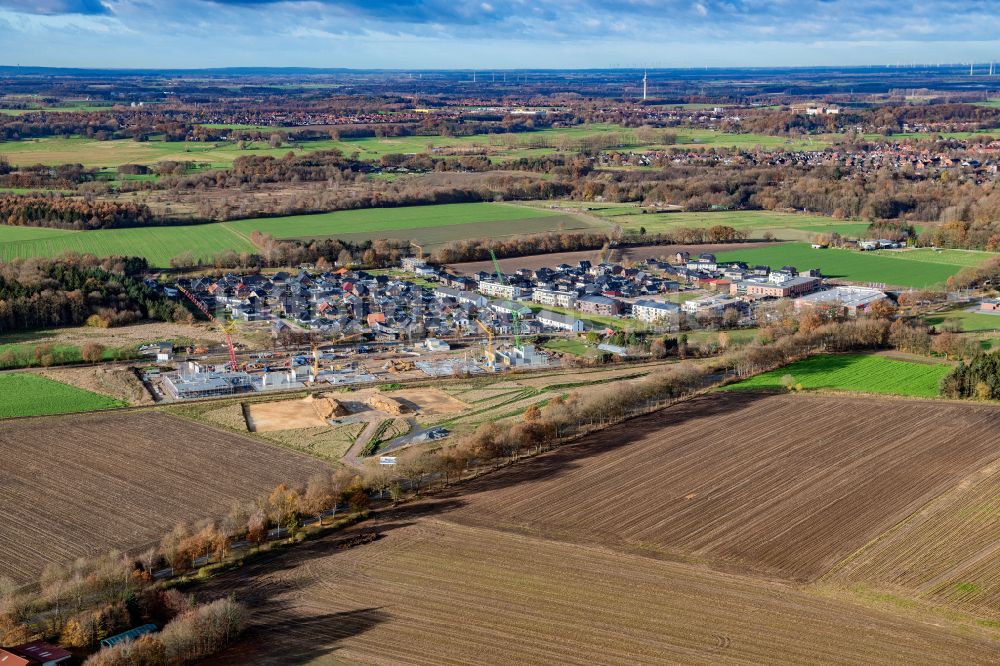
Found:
445,391 -> 1000,581
0,411 -> 328,583
197,391 -> 1000,664
202,519 -> 1000,666
827,459 -> 1000,620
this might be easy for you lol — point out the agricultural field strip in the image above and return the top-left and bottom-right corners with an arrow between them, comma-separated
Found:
443,392 -> 1000,582
0,372 -> 125,418
436,371 -> 652,426
826,458 -> 1000,619
202,518 -> 1000,665
0,410 -> 328,583
725,354 -> 952,398
715,243 -> 976,287
0,202 -> 588,264
0,125 -> 842,168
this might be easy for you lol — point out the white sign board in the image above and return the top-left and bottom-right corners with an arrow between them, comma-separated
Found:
379,456 -> 397,466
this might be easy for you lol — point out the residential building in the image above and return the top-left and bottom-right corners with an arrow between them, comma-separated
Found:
632,299 -> 681,324
536,310 -> 585,332
532,288 -> 577,309
478,280 -> 523,300
578,294 -> 622,316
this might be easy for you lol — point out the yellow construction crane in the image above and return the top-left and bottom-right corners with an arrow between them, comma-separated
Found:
475,319 -> 494,368
311,341 -> 320,381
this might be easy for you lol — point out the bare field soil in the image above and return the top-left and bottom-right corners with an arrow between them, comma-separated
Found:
827,459 -> 1000,620
386,387 -> 469,414
444,392 -> 1000,581
246,397 -> 329,432
0,320 -> 231,348
0,411 -> 328,583
448,242 -> 784,275
513,362 -> 666,388
202,519 -> 1000,666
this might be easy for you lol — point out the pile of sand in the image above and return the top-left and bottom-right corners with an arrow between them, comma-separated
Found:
310,393 -> 350,420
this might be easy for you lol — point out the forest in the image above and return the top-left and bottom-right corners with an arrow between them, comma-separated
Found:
0,256 -> 188,332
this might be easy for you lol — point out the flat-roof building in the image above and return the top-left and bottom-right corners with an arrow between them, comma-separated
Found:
794,286 -> 888,315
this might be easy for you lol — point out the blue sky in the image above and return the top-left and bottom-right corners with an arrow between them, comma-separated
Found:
1,1 -> 999,69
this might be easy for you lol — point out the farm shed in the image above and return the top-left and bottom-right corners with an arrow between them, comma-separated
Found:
0,641 -> 71,666
100,624 -> 158,649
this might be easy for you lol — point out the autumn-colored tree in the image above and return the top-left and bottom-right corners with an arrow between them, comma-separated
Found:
81,342 -> 105,363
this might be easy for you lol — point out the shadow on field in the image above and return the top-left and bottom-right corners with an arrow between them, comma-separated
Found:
197,550 -> 394,665
199,389 -> 775,663
429,388 -> 775,501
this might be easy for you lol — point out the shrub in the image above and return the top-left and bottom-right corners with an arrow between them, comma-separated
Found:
158,598 -> 246,663
83,634 -> 166,666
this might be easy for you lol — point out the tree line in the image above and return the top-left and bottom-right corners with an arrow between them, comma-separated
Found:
0,256 -> 190,333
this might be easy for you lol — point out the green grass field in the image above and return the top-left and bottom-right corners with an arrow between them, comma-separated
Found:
0,202 -> 594,266
714,243 -> 984,288
524,204 -> 872,241
0,372 -> 126,418
724,353 -> 952,398
0,341 -> 138,369
923,307 -> 1000,332
197,123 -> 288,131
0,135 -> 317,169
0,124 -> 843,169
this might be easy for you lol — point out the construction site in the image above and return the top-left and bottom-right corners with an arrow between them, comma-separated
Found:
152,278 -> 556,401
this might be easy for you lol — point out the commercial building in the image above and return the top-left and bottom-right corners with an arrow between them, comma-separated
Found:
794,286 -> 888,315
731,275 -> 821,298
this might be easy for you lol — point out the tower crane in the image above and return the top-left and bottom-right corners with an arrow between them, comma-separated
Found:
488,249 -> 522,351
475,319 -> 495,369
176,285 -> 239,370
311,340 -> 320,382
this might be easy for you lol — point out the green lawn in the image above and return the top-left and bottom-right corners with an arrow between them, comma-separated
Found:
714,243 -> 982,288
0,372 -> 126,418
527,303 -> 644,331
542,337 -> 600,358
923,308 -> 1000,333
0,341 -> 138,369
724,353 -> 952,398
684,328 -> 760,346
0,202 -> 591,266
